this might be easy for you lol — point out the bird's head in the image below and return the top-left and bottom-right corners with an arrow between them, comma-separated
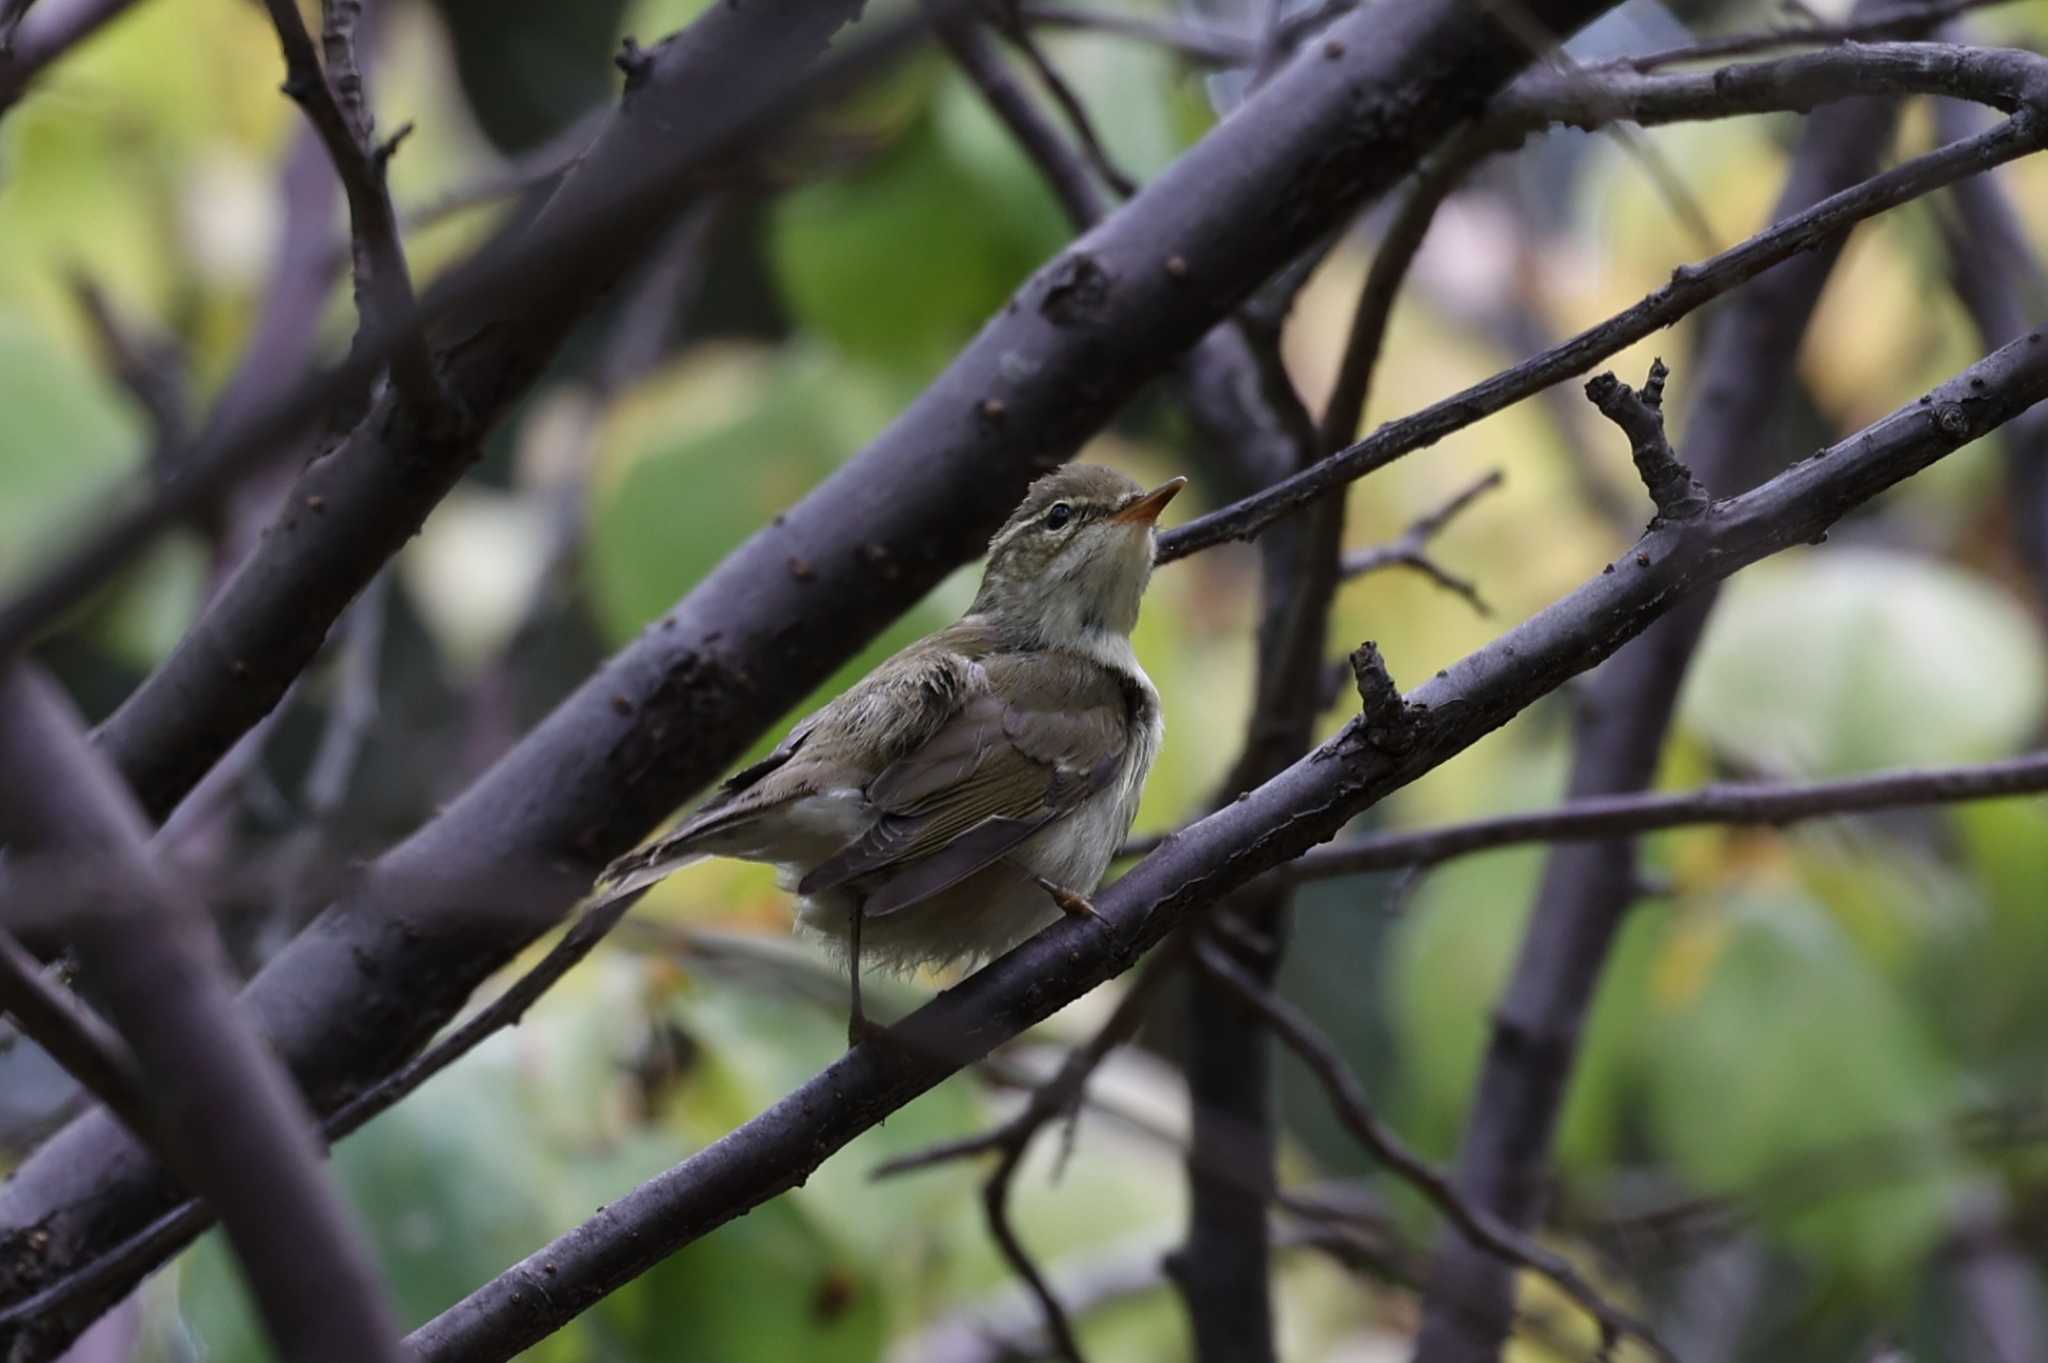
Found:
970,465 -> 1186,647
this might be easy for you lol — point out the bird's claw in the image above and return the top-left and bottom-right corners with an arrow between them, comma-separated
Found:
1036,876 -> 1112,932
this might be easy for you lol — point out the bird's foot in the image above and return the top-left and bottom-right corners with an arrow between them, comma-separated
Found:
1036,876 -> 1115,936
846,1009 -> 891,1050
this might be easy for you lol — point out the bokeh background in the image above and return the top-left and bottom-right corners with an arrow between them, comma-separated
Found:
8,0 -> 2048,1358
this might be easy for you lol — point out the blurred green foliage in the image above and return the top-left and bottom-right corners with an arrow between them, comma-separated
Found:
6,0 -> 2048,1359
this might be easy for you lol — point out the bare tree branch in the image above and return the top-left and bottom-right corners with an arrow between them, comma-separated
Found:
1938,94 -> 2048,586
0,930 -> 146,1140
0,0 -> 930,677
1339,470 -> 1503,616
1161,44 -> 2048,560
0,0 -> 134,112
1287,750 -> 2048,881
0,667 -> 404,1363
1411,18 -> 1940,1354
1618,0 -> 2024,74
26,17 -> 2048,1349
261,0 -> 442,417
78,0 -> 901,822
394,235 -> 2048,1363
1016,3 -> 1251,67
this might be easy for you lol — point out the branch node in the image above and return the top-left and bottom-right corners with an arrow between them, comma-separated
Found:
1351,642 -> 1424,755
1584,358 -> 1710,523
372,120 -> 414,170
615,35 -> 653,92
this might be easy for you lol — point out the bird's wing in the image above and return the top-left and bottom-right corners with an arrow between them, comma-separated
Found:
798,655 -> 1131,916
595,638 -> 983,896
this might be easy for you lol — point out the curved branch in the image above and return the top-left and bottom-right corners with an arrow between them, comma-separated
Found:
0,668 -> 404,1363
1287,751 -> 2048,881
1411,25 -> 1942,1354
401,317 -> 2048,1363
1159,42 -> 2048,561
0,0 -> 1630,1345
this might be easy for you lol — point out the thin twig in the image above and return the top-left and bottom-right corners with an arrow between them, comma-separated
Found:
941,15 -> 1106,228
1585,359 -> 1710,521
1160,92 -> 2048,561
1289,749 -> 2048,882
66,272 -> 189,453
1340,470 -> 1503,616
260,0 -> 442,418
1017,1 -> 1249,64
1321,127 -> 1493,451
1193,941 -> 1672,1363
1615,0 -> 2024,73
0,929 -> 148,1139
874,952 -> 1183,1363
0,0 -> 136,111
993,1 -> 1136,198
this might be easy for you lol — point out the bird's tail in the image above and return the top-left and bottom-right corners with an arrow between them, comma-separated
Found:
593,838 -> 708,904
594,798 -> 779,902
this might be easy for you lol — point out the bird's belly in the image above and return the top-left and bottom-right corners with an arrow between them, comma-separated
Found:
791,785 -> 1134,973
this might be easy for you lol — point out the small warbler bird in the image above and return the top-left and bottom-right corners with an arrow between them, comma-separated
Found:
597,465 -> 1183,1043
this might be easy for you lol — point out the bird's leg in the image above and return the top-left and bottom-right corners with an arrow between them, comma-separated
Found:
1034,875 -> 1113,935
847,900 -> 870,1048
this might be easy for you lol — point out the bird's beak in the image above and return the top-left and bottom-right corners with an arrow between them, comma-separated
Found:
1109,476 -> 1188,526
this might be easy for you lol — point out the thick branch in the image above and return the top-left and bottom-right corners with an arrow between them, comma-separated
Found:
1339,470 -> 1502,617
0,668 -> 403,1363
398,279 -> 2048,1363
86,0 -> 882,821
0,3 -> 1631,1340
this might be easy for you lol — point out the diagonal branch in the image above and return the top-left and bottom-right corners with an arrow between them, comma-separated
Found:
1411,18 -> 1942,1354
0,0 -> 135,113
1163,67 -> 2048,559
394,249 -> 2048,1363
32,19 -> 2048,1350
0,929 -> 147,1140
260,0 -> 441,417
1339,469 -> 1503,617
0,668 -> 404,1363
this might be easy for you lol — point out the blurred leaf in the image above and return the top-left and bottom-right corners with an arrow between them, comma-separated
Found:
78,532 -> 209,669
0,311 -> 145,590
770,96 -> 1062,381
1681,548 -> 2048,776
1388,848 -> 1661,1174
1928,799 -> 2048,1072
586,343 -> 969,766
665,968 -> 985,1263
1644,890 -> 1967,1294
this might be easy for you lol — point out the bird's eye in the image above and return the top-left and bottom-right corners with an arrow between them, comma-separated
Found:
1043,502 -> 1074,531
